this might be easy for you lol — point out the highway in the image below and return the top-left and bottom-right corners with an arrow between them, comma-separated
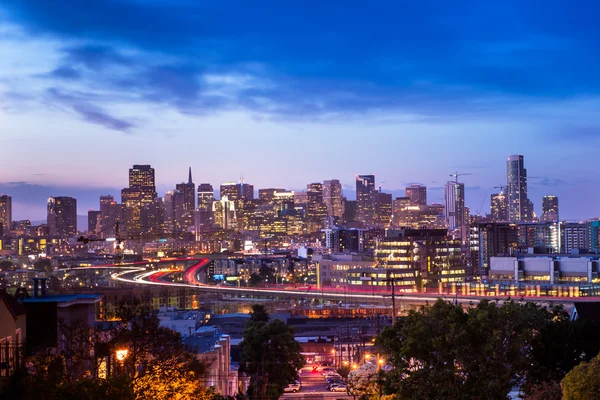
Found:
56,257 -> 593,308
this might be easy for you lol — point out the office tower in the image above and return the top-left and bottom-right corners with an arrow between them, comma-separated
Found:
490,192 -> 508,222
0,195 -> 12,232
141,197 -> 165,236
306,183 -> 328,232
323,179 -> 344,219
213,196 -> 236,230
123,165 -> 157,234
238,183 -> 254,200
507,155 -> 534,222
47,196 -> 77,237
196,184 -> 215,232
405,184 -> 427,206
164,190 -> 186,233
376,191 -> 393,227
220,182 -> 239,201
176,167 -> 195,212
259,188 -> 286,203
392,197 -> 412,226
541,195 -> 559,223
445,181 -> 466,241
343,199 -> 356,223
220,182 -> 254,202
99,195 -> 121,238
356,175 -> 376,225
87,210 -> 101,234
374,229 -> 465,292
294,191 -> 308,205
129,164 -> 156,188
478,222 -> 519,269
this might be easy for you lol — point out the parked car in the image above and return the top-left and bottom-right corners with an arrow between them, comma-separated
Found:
330,384 -> 348,392
284,383 -> 302,393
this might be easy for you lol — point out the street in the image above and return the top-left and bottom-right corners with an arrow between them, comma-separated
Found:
281,371 -> 353,399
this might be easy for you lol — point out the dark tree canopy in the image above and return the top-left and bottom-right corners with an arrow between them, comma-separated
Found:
379,299 -> 600,400
240,304 -> 305,400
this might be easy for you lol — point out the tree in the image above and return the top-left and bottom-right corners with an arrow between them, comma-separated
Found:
523,381 -> 562,400
240,305 -> 305,400
337,365 -> 352,380
0,302 -> 212,400
347,363 -> 380,399
562,355 -> 600,400
0,259 -> 14,271
379,299 -> 579,400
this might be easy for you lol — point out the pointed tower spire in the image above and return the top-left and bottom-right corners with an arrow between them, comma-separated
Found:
188,167 -> 193,184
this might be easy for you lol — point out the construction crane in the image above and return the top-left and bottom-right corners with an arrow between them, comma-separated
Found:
449,171 -> 472,183
493,184 -> 506,193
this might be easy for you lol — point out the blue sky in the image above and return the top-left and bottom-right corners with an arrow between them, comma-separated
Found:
1,0 -> 600,221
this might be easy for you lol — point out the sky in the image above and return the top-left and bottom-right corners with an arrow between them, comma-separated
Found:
1,1 -> 600,222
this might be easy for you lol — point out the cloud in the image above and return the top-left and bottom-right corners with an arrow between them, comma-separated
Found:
45,87 -> 136,132
48,66 -> 80,79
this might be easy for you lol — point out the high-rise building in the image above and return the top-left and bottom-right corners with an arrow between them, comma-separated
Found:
213,196 -> 236,230
541,195 -> 559,223
306,183 -> 328,233
196,183 -> 215,232
258,188 -> 286,203
99,195 -> 121,238
356,175 -> 376,225
129,164 -> 156,189
444,181 -> 465,232
405,184 -> 427,206
47,196 -> 77,237
0,195 -> 12,233
490,192 -> 508,222
176,167 -> 195,212
375,191 -> 393,227
507,155 -> 534,222
323,180 -> 344,220
343,199 -> 356,224
141,197 -> 165,236
477,222 -> 519,269
123,165 -> 157,234
220,182 -> 254,202
563,222 -> 588,253
87,210 -> 101,234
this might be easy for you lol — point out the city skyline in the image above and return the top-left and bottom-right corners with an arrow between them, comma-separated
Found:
0,160 -> 585,223
2,2 -> 600,220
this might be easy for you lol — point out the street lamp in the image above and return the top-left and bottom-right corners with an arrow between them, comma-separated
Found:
116,349 -> 128,362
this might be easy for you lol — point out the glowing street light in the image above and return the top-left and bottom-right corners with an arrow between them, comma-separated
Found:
116,349 -> 129,362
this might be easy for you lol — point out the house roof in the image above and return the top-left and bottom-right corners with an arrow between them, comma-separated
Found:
0,289 -> 27,320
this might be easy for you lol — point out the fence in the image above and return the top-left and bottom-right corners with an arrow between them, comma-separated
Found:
0,343 -> 25,377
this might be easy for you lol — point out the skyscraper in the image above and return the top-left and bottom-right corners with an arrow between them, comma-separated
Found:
47,196 -> 77,237
258,188 -> 286,203
507,155 -> 534,222
123,165 -> 157,234
176,167 -> 196,212
490,192 -> 508,222
87,210 -> 101,234
220,182 -> 254,201
375,191 -> 393,227
356,175 -> 376,225
405,184 -> 427,206
541,195 -> 559,223
323,179 -> 344,220
0,195 -> 12,233
99,195 -> 121,238
444,181 -> 465,240
196,183 -> 215,232
306,183 -> 328,232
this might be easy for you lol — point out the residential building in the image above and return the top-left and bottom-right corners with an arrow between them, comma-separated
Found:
541,195 -> 559,223
444,181 -> 466,241
490,192 -> 508,222
507,155 -> 534,222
